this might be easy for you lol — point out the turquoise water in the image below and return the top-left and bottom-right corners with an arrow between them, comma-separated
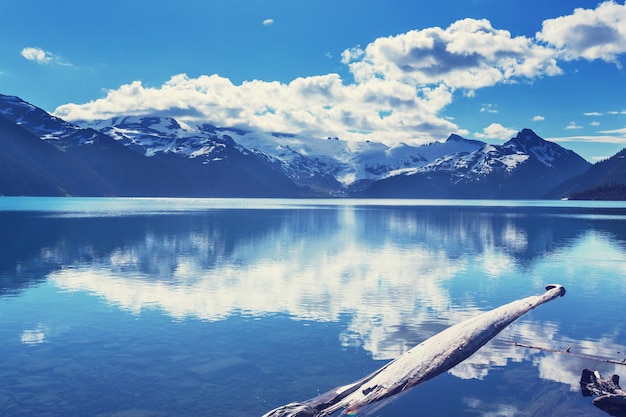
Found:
1,197 -> 625,416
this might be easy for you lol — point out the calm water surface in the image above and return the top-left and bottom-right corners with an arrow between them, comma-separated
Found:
1,197 -> 625,417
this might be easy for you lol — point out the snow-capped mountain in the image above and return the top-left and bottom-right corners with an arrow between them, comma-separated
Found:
77,115 -> 488,195
423,129 -> 584,179
0,112 -> 117,196
0,93 -> 97,147
81,116 -> 230,160
366,129 -> 591,198
0,93 -> 592,198
76,115 -> 591,198
78,116 -> 345,194
0,94 -> 307,197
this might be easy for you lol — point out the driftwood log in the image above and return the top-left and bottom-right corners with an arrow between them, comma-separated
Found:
581,369 -> 626,417
262,284 -> 566,417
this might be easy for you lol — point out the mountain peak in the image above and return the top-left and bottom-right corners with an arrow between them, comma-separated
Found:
510,128 -> 543,143
504,128 -> 591,172
446,133 -> 467,142
444,133 -> 485,149
520,128 -> 535,135
505,129 -> 549,152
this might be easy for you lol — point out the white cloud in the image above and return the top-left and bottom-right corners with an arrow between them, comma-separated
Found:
547,130 -> 626,160
474,123 -> 517,140
565,121 -> 583,129
344,18 -> 561,91
21,47 -> 54,64
532,115 -> 545,121
53,5 -> 626,145
21,46 -> 72,66
549,134 -> 626,144
584,111 -> 603,116
599,127 -> 626,135
53,16 -> 563,145
340,46 -> 364,65
537,1 -> 626,65
262,18 -> 274,26
54,72 -> 459,144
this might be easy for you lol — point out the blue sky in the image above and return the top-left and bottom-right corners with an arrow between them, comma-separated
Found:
1,0 -> 626,162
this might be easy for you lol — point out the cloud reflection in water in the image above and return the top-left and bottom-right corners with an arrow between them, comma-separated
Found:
41,204 -> 626,392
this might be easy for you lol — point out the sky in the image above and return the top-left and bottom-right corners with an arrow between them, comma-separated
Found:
1,0 -> 626,162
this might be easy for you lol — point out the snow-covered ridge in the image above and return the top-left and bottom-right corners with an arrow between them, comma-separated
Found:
0,94 -> 589,198
0,93 -> 77,139
399,128 -> 575,182
79,116 -> 230,160
77,115 -> 492,187
74,114 -> 579,191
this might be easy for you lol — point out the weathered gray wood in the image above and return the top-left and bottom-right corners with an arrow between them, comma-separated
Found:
263,284 -> 566,417
581,369 -> 626,416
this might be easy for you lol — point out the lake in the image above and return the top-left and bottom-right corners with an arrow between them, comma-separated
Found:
1,197 -> 625,417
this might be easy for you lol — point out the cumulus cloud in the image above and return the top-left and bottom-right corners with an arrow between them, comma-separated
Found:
342,18 -> 561,90
532,115 -> 545,121
55,72 -> 459,144
262,18 -> 274,26
474,123 -> 517,140
340,46 -> 364,64
54,3 -> 626,144
54,17 -> 562,144
537,1 -> 626,65
21,46 -> 72,66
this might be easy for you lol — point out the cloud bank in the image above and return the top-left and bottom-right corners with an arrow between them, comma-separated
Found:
54,1 -> 626,144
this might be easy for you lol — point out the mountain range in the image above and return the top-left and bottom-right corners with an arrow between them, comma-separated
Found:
1,93 -> 623,199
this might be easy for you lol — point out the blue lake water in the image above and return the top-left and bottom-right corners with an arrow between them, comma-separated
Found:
1,197 -> 625,417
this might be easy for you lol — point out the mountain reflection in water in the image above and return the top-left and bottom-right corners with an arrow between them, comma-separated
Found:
1,198 -> 625,417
